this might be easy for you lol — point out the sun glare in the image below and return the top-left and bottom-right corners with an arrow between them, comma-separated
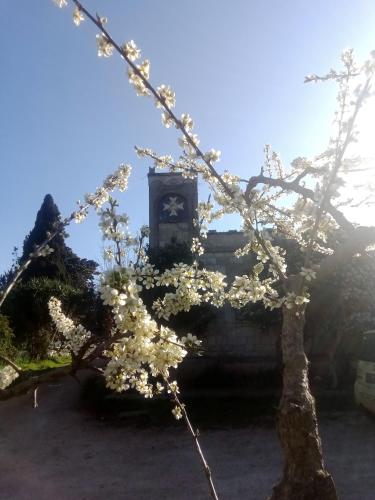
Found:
343,96 -> 375,226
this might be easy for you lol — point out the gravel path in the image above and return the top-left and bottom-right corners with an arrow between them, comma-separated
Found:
0,374 -> 374,500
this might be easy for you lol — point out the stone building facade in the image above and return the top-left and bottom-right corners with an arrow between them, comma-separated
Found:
148,168 -> 278,374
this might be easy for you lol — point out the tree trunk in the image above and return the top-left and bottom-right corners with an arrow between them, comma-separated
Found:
270,304 -> 337,500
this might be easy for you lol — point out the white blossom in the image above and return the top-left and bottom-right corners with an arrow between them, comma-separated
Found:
73,7 -> 84,26
168,380 -> 179,394
53,0 -> 67,8
172,405 -> 183,420
204,149 -> 221,163
96,34 -> 114,58
128,68 -> 150,96
161,112 -> 175,128
300,267 -> 317,282
103,248 -> 115,261
121,40 -> 141,61
191,237 -> 204,256
156,85 -> 176,109
79,164 -> 131,215
180,113 -> 194,131
284,292 -> 310,309
253,262 -> 264,275
178,133 -> 200,158
73,209 -> 88,224
48,297 -> 92,356
181,333 -> 202,348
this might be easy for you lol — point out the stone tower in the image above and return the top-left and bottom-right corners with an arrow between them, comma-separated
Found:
148,168 -> 198,249
147,167 -> 278,377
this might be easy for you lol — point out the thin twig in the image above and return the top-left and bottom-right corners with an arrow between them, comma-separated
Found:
33,386 -> 38,408
165,379 -> 219,500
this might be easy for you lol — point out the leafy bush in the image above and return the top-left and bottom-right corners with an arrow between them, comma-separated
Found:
0,314 -> 16,358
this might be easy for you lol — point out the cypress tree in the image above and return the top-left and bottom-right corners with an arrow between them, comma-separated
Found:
2,194 -> 98,358
21,194 -> 97,287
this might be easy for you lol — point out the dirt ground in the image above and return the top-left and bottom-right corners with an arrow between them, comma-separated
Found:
0,374 -> 374,500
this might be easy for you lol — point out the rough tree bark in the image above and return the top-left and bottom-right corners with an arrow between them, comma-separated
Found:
271,301 -> 337,500
271,227 -> 375,499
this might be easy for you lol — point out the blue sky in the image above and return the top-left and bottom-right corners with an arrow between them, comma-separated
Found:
1,0 -> 374,274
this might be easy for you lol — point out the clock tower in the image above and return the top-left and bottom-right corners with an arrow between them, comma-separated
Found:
148,168 -> 198,249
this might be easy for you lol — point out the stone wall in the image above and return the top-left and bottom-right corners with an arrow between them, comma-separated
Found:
200,229 -> 278,368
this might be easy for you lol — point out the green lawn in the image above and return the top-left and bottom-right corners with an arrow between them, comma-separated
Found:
18,355 -> 71,371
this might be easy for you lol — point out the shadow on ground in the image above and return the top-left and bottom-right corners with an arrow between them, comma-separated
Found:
80,372 -> 359,429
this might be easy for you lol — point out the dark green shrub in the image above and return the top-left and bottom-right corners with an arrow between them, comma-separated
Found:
0,314 -> 16,358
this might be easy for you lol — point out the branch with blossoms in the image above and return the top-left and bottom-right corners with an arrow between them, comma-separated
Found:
151,264 -> 227,320
243,172 -> 354,232
53,0 -> 375,316
190,195 -> 226,259
55,0 -> 288,285
97,194 -> 228,324
298,59 -> 373,280
136,144 -> 352,240
0,164 -> 131,309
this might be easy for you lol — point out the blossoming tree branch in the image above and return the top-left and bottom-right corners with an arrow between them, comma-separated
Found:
1,0 -> 374,499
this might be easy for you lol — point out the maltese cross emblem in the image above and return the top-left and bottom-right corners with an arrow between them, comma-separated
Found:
163,196 -> 184,217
